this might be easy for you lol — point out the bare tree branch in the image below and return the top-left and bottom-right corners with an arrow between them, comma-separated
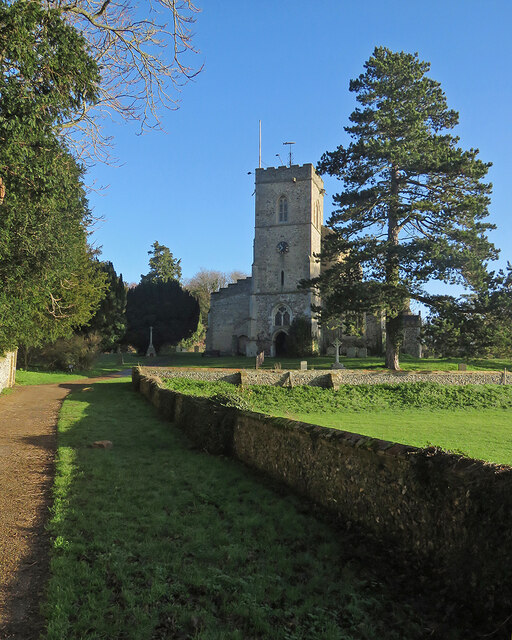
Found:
47,0 -> 202,161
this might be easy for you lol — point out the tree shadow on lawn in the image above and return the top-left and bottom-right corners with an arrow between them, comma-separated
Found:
41,379 -> 495,640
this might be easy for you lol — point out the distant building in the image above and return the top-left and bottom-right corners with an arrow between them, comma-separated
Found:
206,163 -> 420,357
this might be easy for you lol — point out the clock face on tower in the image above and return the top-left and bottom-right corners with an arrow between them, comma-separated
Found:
277,241 -> 289,254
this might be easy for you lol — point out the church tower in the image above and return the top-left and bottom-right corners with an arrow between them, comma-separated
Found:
246,163 -> 324,357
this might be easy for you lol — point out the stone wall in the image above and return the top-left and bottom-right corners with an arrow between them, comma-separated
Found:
0,351 -> 17,392
133,367 -> 512,620
142,365 -> 511,387
205,277 -> 252,355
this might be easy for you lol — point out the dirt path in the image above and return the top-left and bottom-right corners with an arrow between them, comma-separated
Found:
0,383 -> 70,639
0,374 -> 128,640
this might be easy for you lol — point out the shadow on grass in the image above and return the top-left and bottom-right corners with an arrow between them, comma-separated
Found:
41,379 -> 472,640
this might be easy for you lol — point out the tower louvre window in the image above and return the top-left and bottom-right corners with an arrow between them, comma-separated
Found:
278,196 -> 288,222
281,270 -> 284,286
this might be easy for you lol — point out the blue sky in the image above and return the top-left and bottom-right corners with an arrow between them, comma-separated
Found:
87,0 -> 512,305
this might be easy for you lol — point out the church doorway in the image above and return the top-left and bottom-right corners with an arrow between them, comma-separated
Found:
274,331 -> 288,357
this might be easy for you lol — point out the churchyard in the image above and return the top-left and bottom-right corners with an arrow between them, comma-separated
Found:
4,353 -> 511,638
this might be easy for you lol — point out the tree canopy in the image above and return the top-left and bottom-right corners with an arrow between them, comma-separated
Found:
124,280 -> 199,353
0,1 -> 106,353
0,0 -> 200,355
310,47 -> 497,369
423,265 -> 512,358
81,261 -> 127,351
141,241 -> 183,284
184,269 -> 248,325
48,0 -> 201,160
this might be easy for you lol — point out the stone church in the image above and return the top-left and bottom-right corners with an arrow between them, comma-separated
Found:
205,163 -> 420,358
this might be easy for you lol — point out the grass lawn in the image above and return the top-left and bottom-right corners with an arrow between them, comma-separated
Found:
288,409 -> 512,465
148,351 -> 512,372
43,378 -> 427,640
15,354 -> 142,385
162,378 -> 512,466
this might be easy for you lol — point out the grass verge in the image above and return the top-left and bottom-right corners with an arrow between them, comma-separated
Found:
15,354 -> 142,385
162,378 -> 512,466
43,378 -> 427,640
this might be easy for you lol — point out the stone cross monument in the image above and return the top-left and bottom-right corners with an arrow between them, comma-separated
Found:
146,326 -> 157,357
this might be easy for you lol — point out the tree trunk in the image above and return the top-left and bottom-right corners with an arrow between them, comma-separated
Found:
385,313 -> 401,370
385,163 -> 401,370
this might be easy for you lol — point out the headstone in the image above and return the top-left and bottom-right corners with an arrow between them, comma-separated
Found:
458,363 -> 467,371
346,347 -> 357,358
255,351 -> 265,369
300,360 -> 307,370
357,347 -> 368,358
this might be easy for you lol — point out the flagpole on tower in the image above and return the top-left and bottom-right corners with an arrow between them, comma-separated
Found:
258,120 -> 261,169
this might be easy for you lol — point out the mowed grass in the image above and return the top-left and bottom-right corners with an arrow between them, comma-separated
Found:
290,409 -> 512,465
157,351 -> 512,371
162,378 -> 512,466
15,354 -> 141,385
43,378 -> 426,640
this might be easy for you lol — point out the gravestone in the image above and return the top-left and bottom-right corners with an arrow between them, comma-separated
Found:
255,351 -> 265,369
300,361 -> 307,371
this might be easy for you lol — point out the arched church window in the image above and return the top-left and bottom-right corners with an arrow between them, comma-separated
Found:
274,305 -> 291,326
278,196 -> 288,222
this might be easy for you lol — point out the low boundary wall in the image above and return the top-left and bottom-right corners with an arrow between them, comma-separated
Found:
0,351 -> 17,393
133,367 -> 512,620
143,365 -> 511,387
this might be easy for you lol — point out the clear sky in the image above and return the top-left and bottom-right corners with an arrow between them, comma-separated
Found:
87,0 -> 512,304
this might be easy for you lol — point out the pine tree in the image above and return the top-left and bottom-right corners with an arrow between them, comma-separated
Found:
313,47 -> 497,369
140,242 -> 182,284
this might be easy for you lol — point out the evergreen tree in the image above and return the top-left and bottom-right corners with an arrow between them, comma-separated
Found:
424,265 -> 512,357
141,241 -> 182,284
81,261 -> 127,351
124,280 -> 199,353
0,1 -> 104,353
312,47 -> 497,369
